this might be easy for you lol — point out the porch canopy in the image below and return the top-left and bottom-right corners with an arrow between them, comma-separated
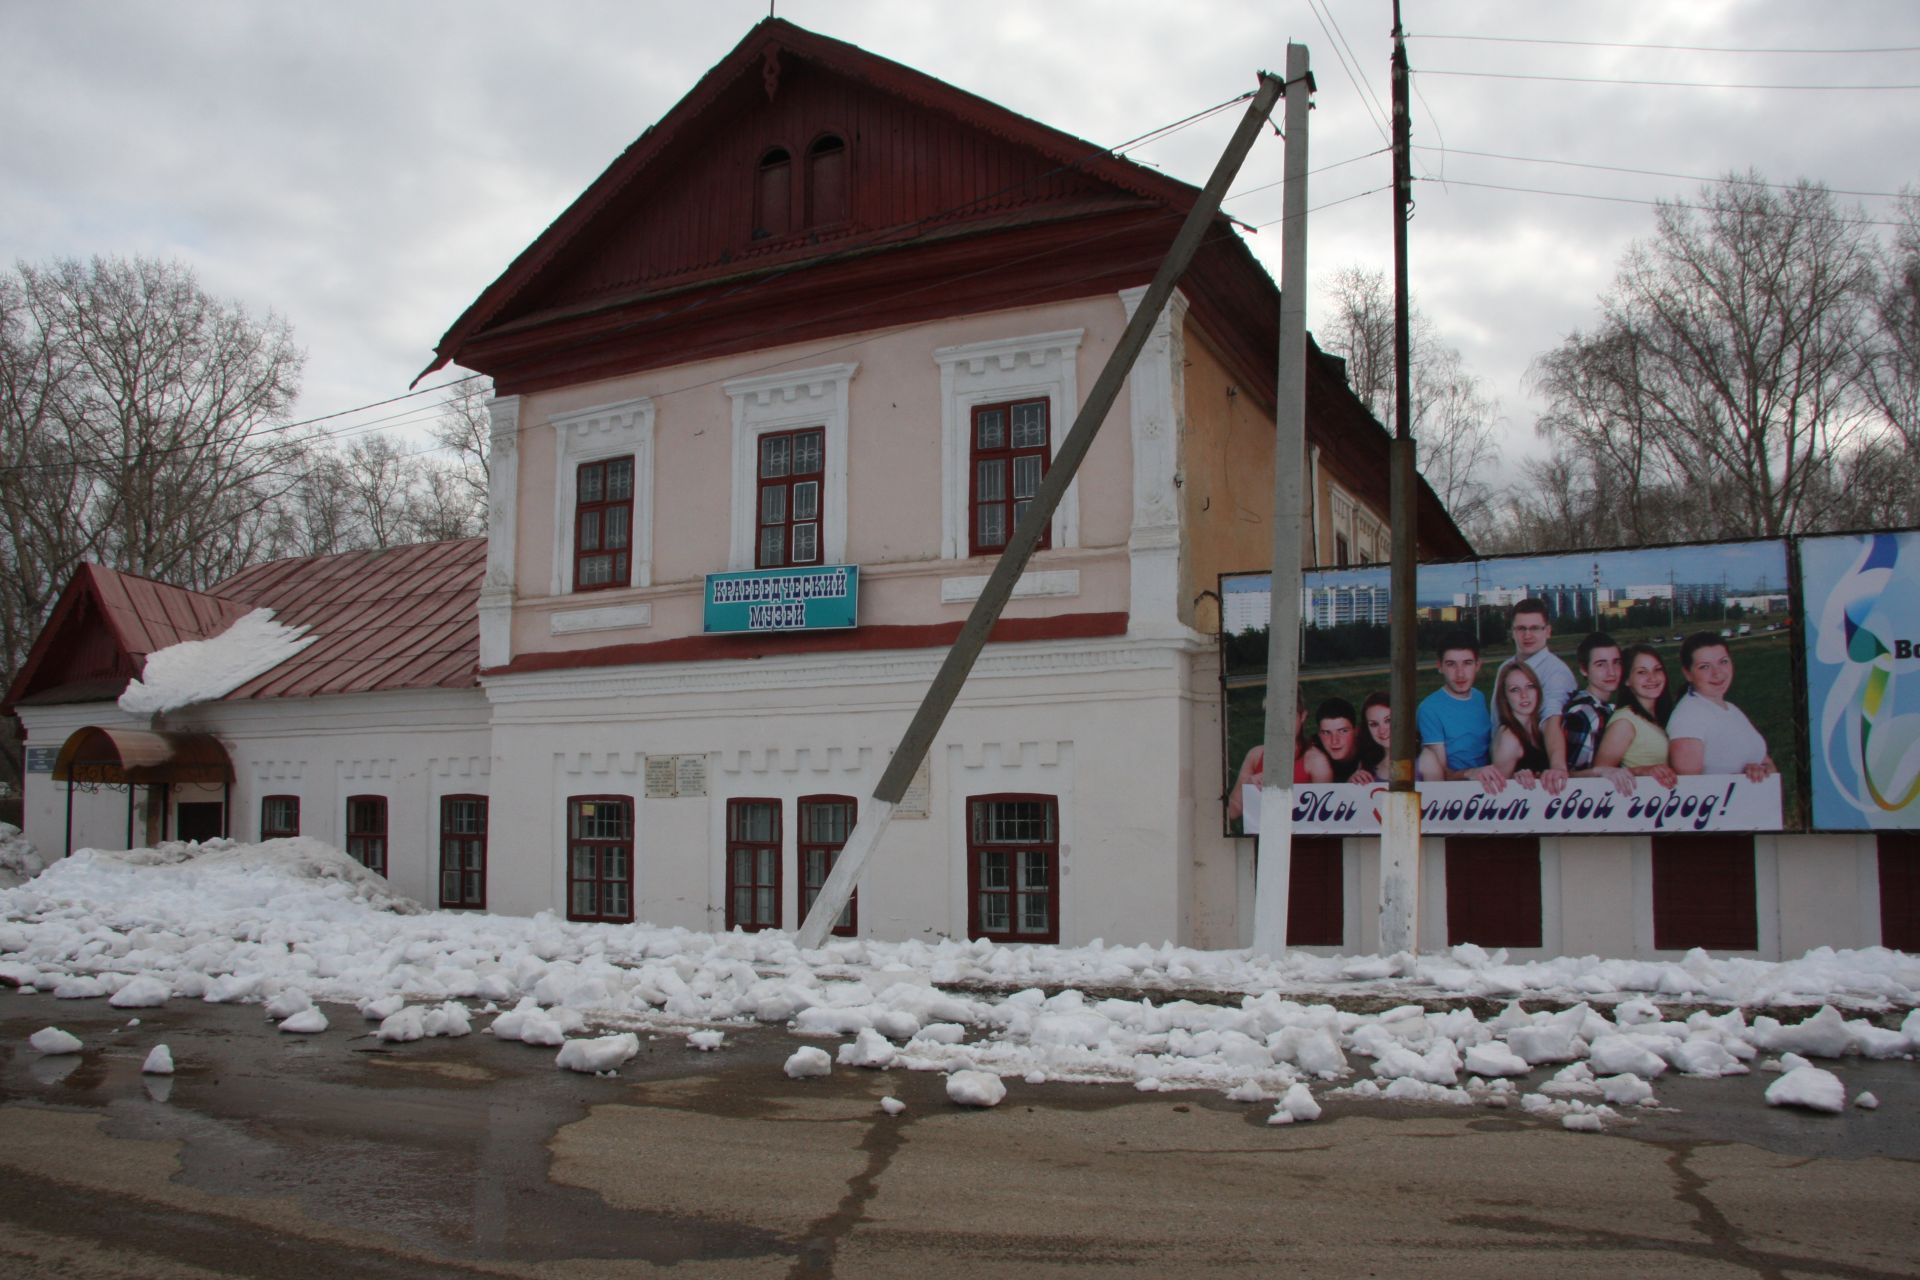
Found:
52,726 -> 234,786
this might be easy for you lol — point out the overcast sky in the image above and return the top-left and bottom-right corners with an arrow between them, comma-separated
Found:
5,2 -> 1916,480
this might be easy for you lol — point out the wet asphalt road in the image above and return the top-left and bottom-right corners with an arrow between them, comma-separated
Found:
2,987 -> 1918,1279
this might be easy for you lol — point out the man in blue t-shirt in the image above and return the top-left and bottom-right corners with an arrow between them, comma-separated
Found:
1417,630 -> 1501,789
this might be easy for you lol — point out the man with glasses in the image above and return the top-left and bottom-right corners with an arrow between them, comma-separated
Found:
1497,598 -> 1576,794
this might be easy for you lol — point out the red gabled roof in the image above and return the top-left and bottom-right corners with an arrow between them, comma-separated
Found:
211,538 -> 486,700
422,17 -> 1212,384
3,566 -> 252,713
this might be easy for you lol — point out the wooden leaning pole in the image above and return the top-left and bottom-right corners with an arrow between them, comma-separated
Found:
795,68 -> 1290,949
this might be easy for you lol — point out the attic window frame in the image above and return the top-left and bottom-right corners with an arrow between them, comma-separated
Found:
754,145 -> 794,240
804,132 -> 850,230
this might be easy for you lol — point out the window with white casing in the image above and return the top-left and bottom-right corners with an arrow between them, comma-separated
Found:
549,396 -> 655,596
724,364 -> 856,571
934,331 -> 1082,560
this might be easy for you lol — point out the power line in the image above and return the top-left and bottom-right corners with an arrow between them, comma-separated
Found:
1412,145 -> 1915,201
1314,0 -> 1395,142
1416,175 -> 1915,229
1420,68 -> 1920,91
1305,0 -> 1391,146
1227,147 -> 1389,201
1411,32 -> 1920,56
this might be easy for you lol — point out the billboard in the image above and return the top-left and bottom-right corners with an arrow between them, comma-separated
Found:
1800,531 -> 1920,830
1222,539 -> 1802,836
704,565 -> 859,633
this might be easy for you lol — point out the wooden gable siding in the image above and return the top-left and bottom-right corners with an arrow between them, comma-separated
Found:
509,59 -> 1126,327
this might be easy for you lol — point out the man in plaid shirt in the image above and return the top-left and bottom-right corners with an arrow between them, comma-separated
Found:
1562,632 -> 1623,771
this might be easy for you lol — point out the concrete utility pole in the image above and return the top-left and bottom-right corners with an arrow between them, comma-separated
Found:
1379,1 -> 1423,955
1250,42 -> 1315,958
795,71 -> 1288,950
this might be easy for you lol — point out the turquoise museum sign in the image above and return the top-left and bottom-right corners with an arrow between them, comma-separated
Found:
703,565 -> 859,634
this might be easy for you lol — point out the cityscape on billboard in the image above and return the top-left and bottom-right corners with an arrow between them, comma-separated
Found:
1221,540 -> 1802,837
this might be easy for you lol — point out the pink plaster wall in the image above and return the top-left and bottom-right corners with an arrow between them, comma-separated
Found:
509,295 -> 1136,655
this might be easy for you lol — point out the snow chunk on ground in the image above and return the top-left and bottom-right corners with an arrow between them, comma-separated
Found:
785,1047 -> 832,1079
837,1027 -> 897,1069
1267,1082 -> 1322,1125
947,1069 -> 1007,1107
1598,1074 -> 1654,1106
109,975 -> 172,1008
119,608 -> 315,715
688,1030 -> 725,1051
142,1045 -> 175,1074
265,988 -> 314,1019
279,1007 -> 329,1034
881,1096 -> 906,1116
30,1027 -> 82,1054
1463,1042 -> 1532,1078
556,1032 -> 640,1074
1562,1111 -> 1604,1132
1765,1065 -> 1847,1113
1588,1034 -> 1668,1078
0,823 -> 45,887
378,1002 -> 471,1042
1855,1092 -> 1879,1110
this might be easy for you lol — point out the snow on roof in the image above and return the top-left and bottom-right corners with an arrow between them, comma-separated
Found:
118,609 -> 317,715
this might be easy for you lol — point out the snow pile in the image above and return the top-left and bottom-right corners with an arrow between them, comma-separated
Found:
142,1045 -> 174,1075
29,1026 -> 82,1054
0,824 -> 45,888
688,1030 -> 725,1051
1765,1065 -> 1847,1113
947,1069 -> 1007,1107
118,609 -> 315,715
1,837 -> 1916,1133
556,1032 -> 640,1074
279,1007 -> 329,1034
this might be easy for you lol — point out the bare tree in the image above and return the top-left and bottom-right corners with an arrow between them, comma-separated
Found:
1318,266 -> 1501,533
1866,189 -> 1920,520
0,256 -> 305,680
430,374 -> 492,510
1527,176 -> 1883,541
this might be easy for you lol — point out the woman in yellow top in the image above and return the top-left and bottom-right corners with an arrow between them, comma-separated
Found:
1593,644 -> 1678,787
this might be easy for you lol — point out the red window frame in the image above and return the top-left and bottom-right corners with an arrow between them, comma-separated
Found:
754,427 -> 825,568
439,794 -> 488,910
345,795 -> 387,877
799,794 -> 858,937
726,798 -> 783,931
573,456 -> 634,592
968,398 -> 1051,557
567,796 -> 634,924
967,793 -> 1059,943
260,794 -> 300,840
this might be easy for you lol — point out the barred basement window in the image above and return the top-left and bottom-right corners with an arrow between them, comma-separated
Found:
969,398 -> 1050,555
568,796 -> 634,924
260,795 -> 299,840
727,798 -> 782,931
439,794 -> 487,910
345,795 -> 387,877
799,794 -> 857,936
967,794 -> 1059,943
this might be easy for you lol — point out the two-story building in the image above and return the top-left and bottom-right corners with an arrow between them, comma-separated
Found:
6,19 -> 1466,949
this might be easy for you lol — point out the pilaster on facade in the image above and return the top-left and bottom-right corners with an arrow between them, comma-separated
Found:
480,394 -> 521,670
1119,286 -> 1197,640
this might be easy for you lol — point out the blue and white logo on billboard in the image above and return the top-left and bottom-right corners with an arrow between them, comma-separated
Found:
1803,531 -> 1920,829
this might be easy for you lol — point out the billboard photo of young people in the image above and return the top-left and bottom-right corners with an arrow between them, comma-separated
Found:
1221,538 -> 1799,837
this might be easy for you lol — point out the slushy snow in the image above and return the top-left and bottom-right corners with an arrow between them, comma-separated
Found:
2,837 -> 1916,1134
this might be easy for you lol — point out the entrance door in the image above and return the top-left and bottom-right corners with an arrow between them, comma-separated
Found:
176,803 -> 224,843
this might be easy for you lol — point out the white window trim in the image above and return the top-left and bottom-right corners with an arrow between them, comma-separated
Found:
934,330 -> 1083,561
549,396 -> 656,597
724,363 -> 857,571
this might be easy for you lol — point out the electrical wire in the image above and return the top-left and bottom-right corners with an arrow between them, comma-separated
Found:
1414,175 -> 1915,229
1411,145 -> 1915,202
1411,33 -> 1920,56
1419,68 -> 1920,91
1305,0 -> 1391,146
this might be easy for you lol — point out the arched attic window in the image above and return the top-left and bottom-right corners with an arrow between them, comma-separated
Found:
806,134 -> 848,228
754,147 -> 792,239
